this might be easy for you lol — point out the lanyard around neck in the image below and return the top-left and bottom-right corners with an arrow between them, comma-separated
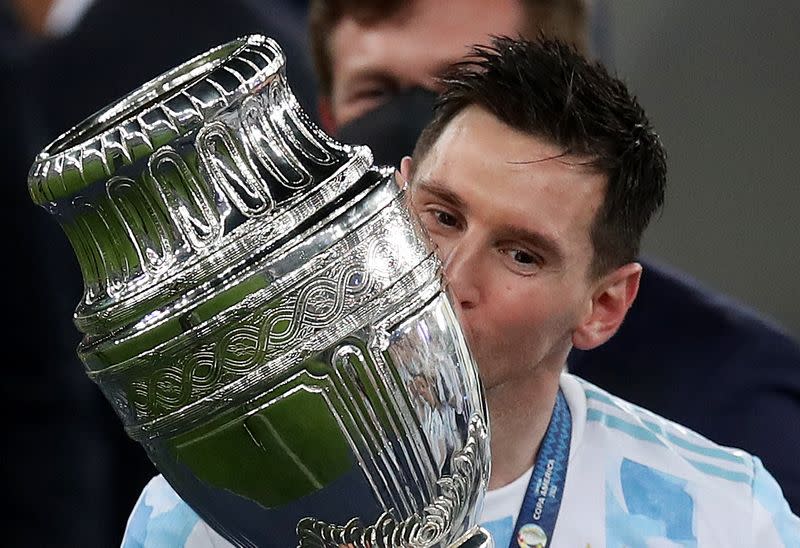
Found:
509,389 -> 572,548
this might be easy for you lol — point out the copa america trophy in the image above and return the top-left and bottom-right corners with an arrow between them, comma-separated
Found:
28,35 -> 491,547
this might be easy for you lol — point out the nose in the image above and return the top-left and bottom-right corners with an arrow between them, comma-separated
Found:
439,238 -> 481,311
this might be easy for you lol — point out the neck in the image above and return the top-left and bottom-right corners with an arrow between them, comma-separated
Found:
485,366 -> 562,490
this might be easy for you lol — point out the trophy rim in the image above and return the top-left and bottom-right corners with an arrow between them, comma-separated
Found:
28,34 -> 283,205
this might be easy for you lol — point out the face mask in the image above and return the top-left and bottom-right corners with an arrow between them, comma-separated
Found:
335,87 -> 438,169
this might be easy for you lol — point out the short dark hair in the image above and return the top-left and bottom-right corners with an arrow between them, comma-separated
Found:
308,0 -> 588,96
308,0 -> 405,96
413,36 -> 667,278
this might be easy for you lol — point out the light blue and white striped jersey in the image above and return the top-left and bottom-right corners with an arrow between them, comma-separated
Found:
481,373 -> 800,547
123,373 -> 800,547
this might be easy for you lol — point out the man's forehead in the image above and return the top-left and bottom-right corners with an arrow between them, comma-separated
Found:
330,0 -> 523,78
337,0 -> 522,32
418,106 -> 602,173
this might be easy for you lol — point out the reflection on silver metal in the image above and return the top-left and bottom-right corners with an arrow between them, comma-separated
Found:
28,35 -> 491,547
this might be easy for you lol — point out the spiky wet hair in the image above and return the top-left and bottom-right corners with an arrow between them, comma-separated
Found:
413,36 -> 667,277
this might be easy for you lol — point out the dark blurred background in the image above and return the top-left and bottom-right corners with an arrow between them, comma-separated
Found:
606,1 -> 800,342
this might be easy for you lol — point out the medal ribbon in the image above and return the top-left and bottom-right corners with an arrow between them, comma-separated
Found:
509,389 -> 572,548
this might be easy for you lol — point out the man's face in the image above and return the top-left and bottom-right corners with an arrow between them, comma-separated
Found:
407,106 -> 606,391
327,0 -> 522,126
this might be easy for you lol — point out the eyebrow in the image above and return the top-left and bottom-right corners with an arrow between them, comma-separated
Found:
413,179 -> 565,264
502,225 -> 565,265
413,179 -> 469,213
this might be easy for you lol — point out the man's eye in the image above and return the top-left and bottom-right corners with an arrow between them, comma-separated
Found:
434,210 -> 458,227
499,247 -> 542,273
510,250 -> 536,264
355,86 -> 388,101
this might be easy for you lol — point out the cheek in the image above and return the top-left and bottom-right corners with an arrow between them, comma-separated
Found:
482,283 -> 542,333
423,230 -> 454,263
486,278 -> 578,337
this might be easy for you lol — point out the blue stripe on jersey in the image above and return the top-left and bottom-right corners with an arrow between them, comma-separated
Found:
144,501 -> 200,547
586,388 -> 747,467
620,458 -> 697,545
587,408 -> 666,446
122,497 -> 154,548
123,483 -> 201,548
585,388 -> 616,406
606,458 -> 698,548
685,459 -> 751,485
587,408 -> 751,485
661,429 -> 745,466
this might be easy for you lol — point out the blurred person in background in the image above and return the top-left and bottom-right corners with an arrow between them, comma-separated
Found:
307,0 -> 800,515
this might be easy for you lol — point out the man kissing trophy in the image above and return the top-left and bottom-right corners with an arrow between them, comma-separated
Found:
27,35 -> 491,547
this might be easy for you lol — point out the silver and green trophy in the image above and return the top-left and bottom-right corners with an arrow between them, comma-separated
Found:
28,35 -> 491,547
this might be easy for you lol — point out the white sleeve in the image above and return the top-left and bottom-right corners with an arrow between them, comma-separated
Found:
750,457 -> 800,547
120,475 -> 225,548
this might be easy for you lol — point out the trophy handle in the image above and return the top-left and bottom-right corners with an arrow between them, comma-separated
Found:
449,526 -> 494,548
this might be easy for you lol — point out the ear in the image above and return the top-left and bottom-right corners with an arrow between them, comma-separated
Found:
400,156 -> 413,180
395,156 -> 414,190
572,262 -> 642,350
318,96 -> 337,135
